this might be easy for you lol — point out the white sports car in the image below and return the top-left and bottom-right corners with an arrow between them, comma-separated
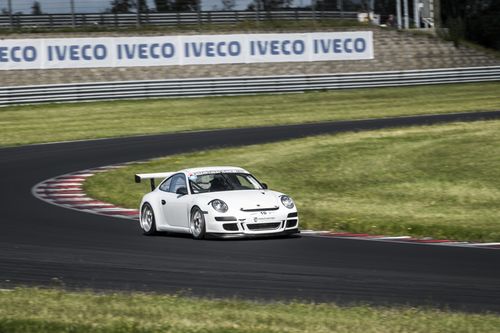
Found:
135,166 -> 299,239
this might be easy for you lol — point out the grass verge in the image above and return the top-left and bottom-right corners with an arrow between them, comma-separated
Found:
85,120 -> 500,242
0,288 -> 499,333
1,82 -> 499,147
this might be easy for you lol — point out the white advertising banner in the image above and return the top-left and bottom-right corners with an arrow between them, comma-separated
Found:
246,33 -> 310,63
181,34 -> 247,65
0,32 -> 373,70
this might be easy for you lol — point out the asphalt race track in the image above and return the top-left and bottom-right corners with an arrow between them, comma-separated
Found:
1,111 -> 500,313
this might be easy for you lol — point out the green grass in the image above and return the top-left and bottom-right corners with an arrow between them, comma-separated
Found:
85,120 -> 500,242
0,288 -> 499,333
1,82 -> 499,147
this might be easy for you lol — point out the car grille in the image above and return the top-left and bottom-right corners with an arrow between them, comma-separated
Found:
223,223 -> 239,231
247,222 -> 281,231
286,219 -> 298,228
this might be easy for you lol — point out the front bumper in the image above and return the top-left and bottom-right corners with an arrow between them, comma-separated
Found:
207,228 -> 300,239
205,209 -> 299,236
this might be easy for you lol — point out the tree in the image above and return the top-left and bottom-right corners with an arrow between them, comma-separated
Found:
440,0 -> 500,50
108,0 -> 134,13
319,0 -> 360,11
261,0 -> 293,11
107,0 -> 149,13
154,0 -> 197,11
31,1 -> 42,15
246,1 -> 256,11
154,0 -> 172,12
245,0 -> 293,12
137,0 -> 150,12
221,0 -> 236,11
374,0 -> 397,15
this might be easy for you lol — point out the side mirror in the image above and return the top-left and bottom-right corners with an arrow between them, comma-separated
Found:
176,187 -> 188,196
262,183 -> 268,189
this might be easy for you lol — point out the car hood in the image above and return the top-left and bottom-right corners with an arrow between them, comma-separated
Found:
200,190 -> 283,211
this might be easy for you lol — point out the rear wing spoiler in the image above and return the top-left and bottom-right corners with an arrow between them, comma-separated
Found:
135,172 -> 174,191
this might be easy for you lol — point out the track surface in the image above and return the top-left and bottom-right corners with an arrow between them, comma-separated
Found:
1,111 -> 500,313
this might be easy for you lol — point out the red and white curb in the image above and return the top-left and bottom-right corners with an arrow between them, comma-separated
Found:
33,165 -> 500,250
32,165 -> 140,221
300,231 -> 500,249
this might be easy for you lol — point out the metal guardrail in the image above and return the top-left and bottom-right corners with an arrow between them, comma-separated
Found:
1,66 -> 499,106
0,11 -> 358,28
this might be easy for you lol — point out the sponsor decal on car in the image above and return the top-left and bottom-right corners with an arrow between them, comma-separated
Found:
191,169 -> 245,176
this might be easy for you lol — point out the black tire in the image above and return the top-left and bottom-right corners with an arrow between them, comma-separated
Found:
190,207 -> 206,240
140,203 -> 158,235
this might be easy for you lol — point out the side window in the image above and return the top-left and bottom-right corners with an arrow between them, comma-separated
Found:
159,177 -> 172,192
168,174 -> 187,193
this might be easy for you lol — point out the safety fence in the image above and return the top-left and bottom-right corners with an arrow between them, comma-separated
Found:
0,10 -> 358,28
1,66 -> 499,106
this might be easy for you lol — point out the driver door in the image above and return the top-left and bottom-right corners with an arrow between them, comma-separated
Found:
159,173 -> 191,228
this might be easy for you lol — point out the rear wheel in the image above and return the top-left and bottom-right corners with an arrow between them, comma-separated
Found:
140,203 -> 157,235
190,207 -> 206,240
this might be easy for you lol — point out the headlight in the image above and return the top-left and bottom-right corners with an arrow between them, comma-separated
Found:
280,195 -> 295,209
211,199 -> 228,213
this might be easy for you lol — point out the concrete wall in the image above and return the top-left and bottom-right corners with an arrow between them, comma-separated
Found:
1,27 -> 499,87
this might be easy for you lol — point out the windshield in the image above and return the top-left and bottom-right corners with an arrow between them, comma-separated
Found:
189,173 -> 264,193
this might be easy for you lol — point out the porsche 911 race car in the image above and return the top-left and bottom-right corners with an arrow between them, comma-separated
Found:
135,166 -> 299,239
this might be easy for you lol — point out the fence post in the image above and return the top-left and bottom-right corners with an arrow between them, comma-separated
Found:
413,0 -> 420,28
433,0 -> 440,29
403,0 -> 409,29
197,0 -> 202,29
396,0 -> 402,29
136,0 -> 141,27
256,0 -> 260,26
312,0 -> 316,21
7,0 -> 13,29
70,0 -> 76,28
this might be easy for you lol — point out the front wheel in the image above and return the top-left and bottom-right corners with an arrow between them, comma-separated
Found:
190,207 -> 206,240
140,203 -> 157,235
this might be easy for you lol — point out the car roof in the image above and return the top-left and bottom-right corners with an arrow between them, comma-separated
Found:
180,166 -> 250,175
